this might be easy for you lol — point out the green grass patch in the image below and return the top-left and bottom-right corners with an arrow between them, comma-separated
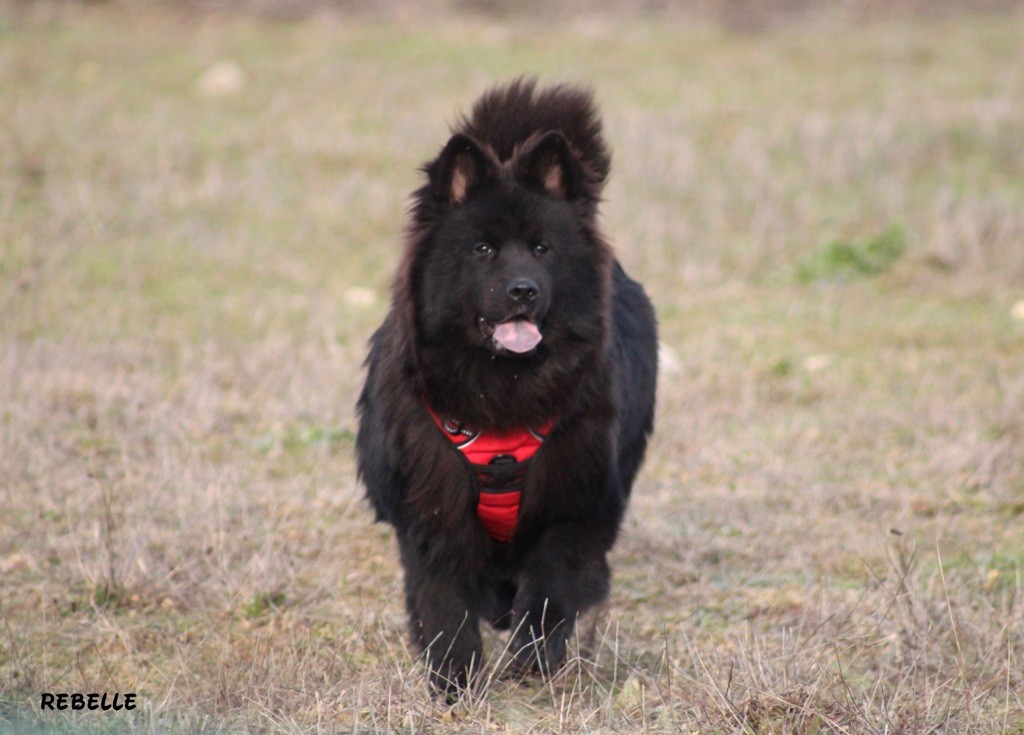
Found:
241,590 -> 287,620
797,225 -> 906,282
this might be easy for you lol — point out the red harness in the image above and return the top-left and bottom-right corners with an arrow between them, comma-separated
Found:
427,408 -> 554,543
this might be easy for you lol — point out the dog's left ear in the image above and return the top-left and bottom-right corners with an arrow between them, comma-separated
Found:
514,131 -> 585,201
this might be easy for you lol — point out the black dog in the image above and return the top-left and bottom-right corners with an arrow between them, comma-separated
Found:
356,79 -> 657,695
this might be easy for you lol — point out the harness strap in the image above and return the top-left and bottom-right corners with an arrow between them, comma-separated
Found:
476,490 -> 520,544
425,405 -> 553,543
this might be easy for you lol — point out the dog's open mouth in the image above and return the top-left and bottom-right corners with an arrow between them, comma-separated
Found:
479,316 -> 543,354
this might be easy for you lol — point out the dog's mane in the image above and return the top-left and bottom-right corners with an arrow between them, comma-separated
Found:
454,77 -> 611,191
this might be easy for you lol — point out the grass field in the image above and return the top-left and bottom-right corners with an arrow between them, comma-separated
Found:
2,4 -> 1024,733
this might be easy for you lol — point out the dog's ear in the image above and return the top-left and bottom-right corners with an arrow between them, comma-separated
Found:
514,131 -> 585,201
429,134 -> 498,207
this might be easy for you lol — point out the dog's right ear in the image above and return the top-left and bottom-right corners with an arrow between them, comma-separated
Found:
428,134 -> 498,208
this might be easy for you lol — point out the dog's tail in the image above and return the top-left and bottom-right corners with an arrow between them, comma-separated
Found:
455,77 -> 611,191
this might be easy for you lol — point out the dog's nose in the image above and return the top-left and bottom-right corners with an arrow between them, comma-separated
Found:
506,277 -> 539,302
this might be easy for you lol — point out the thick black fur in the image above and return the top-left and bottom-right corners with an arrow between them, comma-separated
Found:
356,79 -> 657,696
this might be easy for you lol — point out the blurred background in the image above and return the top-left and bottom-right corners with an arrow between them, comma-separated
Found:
2,1 -> 1023,733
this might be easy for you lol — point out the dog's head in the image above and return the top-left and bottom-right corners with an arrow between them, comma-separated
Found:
410,131 -> 609,359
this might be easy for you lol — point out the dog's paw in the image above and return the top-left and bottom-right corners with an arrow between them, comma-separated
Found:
509,625 -> 568,679
428,664 -> 471,703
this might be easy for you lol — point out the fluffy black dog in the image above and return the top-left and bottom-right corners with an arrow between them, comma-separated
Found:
356,79 -> 657,695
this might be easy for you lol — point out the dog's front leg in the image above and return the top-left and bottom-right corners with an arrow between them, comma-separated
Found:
399,538 -> 483,698
509,522 -> 613,676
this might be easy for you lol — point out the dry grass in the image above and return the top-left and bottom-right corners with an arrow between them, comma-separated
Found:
1,5 -> 1023,734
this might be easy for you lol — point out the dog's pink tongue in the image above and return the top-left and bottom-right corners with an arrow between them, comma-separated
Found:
493,320 -> 542,353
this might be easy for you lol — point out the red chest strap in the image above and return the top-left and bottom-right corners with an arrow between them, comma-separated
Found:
426,407 -> 554,543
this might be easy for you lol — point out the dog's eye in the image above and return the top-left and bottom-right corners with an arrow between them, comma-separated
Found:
473,241 -> 494,256
533,241 -> 549,256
